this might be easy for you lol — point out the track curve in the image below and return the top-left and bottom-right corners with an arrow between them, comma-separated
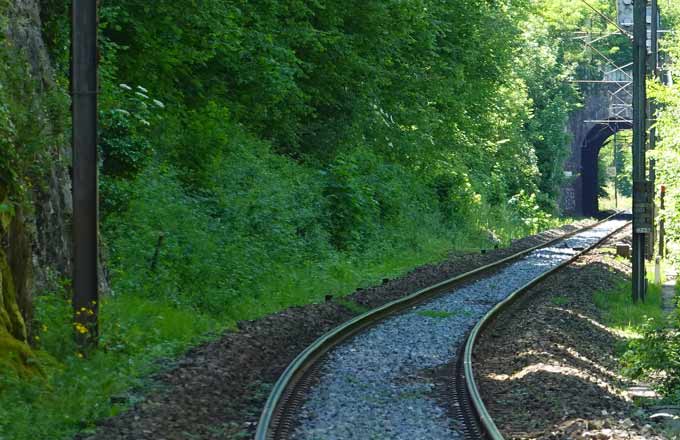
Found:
256,214 -> 630,440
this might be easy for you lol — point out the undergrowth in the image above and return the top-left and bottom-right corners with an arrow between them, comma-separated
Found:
593,280 -> 664,339
0,183 -> 572,439
0,290 -> 218,438
619,277 -> 680,403
0,107 -> 573,437
593,271 -> 680,404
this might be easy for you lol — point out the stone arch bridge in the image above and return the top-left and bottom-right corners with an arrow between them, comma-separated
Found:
559,83 -> 632,217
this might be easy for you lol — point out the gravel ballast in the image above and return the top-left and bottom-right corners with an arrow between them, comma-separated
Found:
289,219 -> 627,439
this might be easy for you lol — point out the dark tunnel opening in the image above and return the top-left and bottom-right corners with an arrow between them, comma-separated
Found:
581,121 -> 632,217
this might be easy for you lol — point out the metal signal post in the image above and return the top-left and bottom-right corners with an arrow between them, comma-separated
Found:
632,0 -> 650,303
72,0 -> 99,345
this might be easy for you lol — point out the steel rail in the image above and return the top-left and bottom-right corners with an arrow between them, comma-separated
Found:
463,215 -> 631,440
255,212 -> 625,440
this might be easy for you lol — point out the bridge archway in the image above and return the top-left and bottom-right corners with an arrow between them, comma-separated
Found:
581,120 -> 632,216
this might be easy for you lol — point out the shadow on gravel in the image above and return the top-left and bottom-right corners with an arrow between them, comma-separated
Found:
486,371 -> 630,435
474,234 -> 665,439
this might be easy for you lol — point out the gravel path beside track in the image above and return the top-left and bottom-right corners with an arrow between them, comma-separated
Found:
474,225 -> 667,439
290,220 -> 627,440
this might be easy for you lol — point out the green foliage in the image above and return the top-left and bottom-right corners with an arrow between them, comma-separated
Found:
91,0 -> 582,213
650,20 -> 680,264
593,281 -> 664,336
103,126 -> 569,318
508,191 -> 558,232
100,84 -> 162,179
99,84 -> 164,216
618,277 -> 678,401
592,280 -> 679,400
105,124 -> 332,313
517,5 -> 580,204
323,149 -> 380,249
324,147 -> 440,250
623,318 -> 680,400
8,0 -> 607,437
105,165 -> 238,311
1,289 -> 218,439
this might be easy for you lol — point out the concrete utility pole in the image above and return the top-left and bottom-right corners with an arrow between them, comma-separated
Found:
72,0 -> 99,346
632,0 -> 650,303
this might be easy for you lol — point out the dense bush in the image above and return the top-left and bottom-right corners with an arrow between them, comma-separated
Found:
81,0 -> 596,317
87,0 -> 580,206
84,0 -> 611,323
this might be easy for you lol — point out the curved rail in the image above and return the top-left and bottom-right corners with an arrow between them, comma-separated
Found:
255,212 -> 626,440
463,216 -> 631,440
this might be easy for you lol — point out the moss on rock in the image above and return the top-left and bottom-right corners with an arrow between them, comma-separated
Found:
0,249 -> 26,341
0,244 -> 43,379
0,325 -> 36,379
0,181 -> 38,377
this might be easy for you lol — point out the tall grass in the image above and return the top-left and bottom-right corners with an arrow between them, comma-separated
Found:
0,151 -> 573,439
0,220 -> 522,439
593,281 -> 664,338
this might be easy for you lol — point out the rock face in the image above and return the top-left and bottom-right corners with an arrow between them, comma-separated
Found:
2,0 -> 73,337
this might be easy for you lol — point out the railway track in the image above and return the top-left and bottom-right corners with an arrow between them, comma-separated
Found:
255,214 -> 631,440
